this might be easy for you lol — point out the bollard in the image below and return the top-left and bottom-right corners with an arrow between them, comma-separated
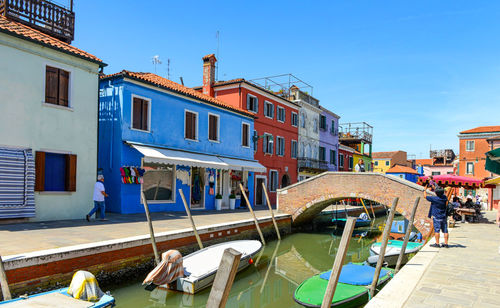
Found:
395,197 -> 420,273
369,197 -> 399,298
321,217 -> 357,308
262,182 -> 281,240
179,189 -> 204,249
239,183 -> 266,245
0,254 -> 11,301
206,248 -> 242,308
141,191 -> 160,265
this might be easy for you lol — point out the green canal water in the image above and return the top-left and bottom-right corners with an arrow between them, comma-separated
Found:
109,216 -> 390,307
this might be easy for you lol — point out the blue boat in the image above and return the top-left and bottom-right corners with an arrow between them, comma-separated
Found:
0,287 -> 115,307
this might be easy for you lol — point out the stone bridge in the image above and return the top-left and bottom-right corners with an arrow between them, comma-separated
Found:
277,172 -> 433,237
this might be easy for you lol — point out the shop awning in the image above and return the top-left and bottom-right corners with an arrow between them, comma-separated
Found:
485,148 -> 500,175
485,176 -> 500,185
131,144 -> 229,169
219,157 -> 267,173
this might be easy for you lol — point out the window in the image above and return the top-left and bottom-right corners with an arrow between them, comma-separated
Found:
330,150 -> 336,165
185,110 -> 198,140
263,134 -> 273,154
349,156 -> 354,170
264,101 -> 274,118
291,140 -> 298,159
374,161 -> 379,166
432,171 -> 441,175
45,66 -> 69,107
291,112 -> 298,127
277,106 -> 286,122
300,113 -> 306,128
339,154 -> 344,168
269,170 -> 278,192
132,96 -> 150,131
319,146 -> 326,161
276,136 -> 285,156
142,162 -> 175,202
313,118 -> 318,133
385,161 -> 390,166
247,94 -> 258,112
253,130 -> 258,151
208,114 -> 219,142
35,151 -> 76,192
466,162 -> 474,175
242,123 -> 250,147
320,115 -> 327,130
331,120 -> 336,133
466,140 -> 475,151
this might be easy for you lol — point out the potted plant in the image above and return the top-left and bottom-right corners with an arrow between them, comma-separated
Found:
215,194 -> 222,211
229,193 -> 236,210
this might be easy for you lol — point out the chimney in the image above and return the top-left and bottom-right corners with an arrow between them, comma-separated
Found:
202,54 -> 217,97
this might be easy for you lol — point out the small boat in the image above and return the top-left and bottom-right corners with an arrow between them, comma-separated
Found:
146,240 -> 262,294
368,240 -> 423,267
332,218 -> 371,228
294,263 -> 393,307
0,271 -> 114,307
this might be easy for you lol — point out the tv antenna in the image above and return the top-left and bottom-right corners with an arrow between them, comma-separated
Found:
167,59 -> 171,80
216,30 -> 220,81
152,55 -> 162,74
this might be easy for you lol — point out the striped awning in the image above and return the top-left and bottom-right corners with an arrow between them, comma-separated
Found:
0,147 -> 35,219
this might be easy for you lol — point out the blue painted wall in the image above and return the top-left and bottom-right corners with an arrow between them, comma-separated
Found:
387,172 -> 419,183
98,76 -> 257,214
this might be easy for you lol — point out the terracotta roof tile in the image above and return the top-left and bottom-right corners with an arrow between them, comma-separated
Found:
460,126 -> 500,134
414,159 -> 434,166
102,71 -> 254,117
371,151 -> 402,159
386,165 -> 419,174
0,16 -> 103,64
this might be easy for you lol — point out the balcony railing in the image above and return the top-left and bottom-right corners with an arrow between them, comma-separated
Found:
0,0 -> 75,43
298,157 -> 329,171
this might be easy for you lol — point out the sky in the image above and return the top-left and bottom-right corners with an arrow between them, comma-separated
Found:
71,1 -> 500,158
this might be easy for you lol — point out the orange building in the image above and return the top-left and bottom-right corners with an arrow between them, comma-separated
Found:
458,126 -> 500,179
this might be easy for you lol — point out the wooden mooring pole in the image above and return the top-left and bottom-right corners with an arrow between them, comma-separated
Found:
0,255 -> 11,301
321,217 -> 357,308
239,183 -> 266,245
179,189 -> 204,250
369,197 -> 399,298
206,248 -> 242,308
395,196 -> 420,274
262,182 -> 281,240
359,198 -> 371,219
141,191 -> 160,266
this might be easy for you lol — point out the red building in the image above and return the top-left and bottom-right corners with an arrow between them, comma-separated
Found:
196,55 -> 299,206
338,144 -> 354,171
458,126 -> 500,179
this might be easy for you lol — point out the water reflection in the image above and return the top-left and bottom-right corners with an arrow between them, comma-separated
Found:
110,216 -> 390,307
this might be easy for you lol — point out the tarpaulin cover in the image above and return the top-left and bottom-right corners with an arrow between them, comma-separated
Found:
418,174 -> 484,189
485,148 -> 500,175
67,270 -> 104,302
319,263 -> 389,286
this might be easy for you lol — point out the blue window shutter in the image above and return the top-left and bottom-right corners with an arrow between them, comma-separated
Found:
256,98 -> 259,113
247,95 -> 250,110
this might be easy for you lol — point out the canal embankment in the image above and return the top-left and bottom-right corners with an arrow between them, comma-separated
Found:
366,210 -> 500,308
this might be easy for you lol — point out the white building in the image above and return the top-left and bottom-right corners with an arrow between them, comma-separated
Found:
0,10 -> 104,221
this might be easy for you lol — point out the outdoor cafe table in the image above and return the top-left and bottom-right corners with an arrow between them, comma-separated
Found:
455,208 -> 476,222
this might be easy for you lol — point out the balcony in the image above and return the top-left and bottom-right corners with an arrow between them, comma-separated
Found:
339,122 -> 373,144
298,157 -> 329,172
0,0 -> 75,43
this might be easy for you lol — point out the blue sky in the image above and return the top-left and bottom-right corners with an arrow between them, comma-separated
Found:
72,1 -> 500,158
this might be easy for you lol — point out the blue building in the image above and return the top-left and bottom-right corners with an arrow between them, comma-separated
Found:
98,70 -> 265,214
386,165 -> 420,183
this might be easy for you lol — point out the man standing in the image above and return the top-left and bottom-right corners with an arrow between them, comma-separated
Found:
355,159 -> 366,172
424,186 -> 449,248
86,175 -> 108,221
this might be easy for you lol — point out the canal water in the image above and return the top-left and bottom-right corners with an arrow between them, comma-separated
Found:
109,216 -> 391,307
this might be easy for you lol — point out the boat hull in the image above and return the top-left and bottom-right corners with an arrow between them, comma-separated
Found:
368,240 -> 422,267
332,218 -> 371,228
0,287 -> 115,307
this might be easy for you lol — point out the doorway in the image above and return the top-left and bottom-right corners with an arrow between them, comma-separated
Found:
281,174 -> 290,188
256,176 -> 266,206
190,167 -> 205,209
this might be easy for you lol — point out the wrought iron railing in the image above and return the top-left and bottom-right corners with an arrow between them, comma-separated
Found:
298,157 -> 328,171
0,0 -> 74,43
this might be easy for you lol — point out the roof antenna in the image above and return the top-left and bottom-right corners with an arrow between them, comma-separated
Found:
216,30 -> 220,81
179,77 -> 184,86
152,55 -> 162,74
167,59 -> 171,80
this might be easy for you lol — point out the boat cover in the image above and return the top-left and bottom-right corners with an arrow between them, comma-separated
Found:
319,263 -> 389,286
143,250 -> 184,286
67,270 -> 104,301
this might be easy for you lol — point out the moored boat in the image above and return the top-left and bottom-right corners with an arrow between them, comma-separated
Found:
332,218 -> 371,228
368,240 -> 422,267
294,263 -> 393,307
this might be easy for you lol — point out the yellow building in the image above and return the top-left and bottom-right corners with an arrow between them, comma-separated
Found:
353,151 -> 372,172
372,151 -> 409,173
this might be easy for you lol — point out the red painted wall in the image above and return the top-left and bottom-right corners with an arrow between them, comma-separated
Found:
214,84 -> 299,205
338,149 -> 354,172
458,137 -> 491,179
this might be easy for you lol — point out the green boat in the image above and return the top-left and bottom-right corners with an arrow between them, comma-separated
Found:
293,263 -> 393,307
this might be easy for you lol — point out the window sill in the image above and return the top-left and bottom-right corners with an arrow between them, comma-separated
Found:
38,191 -> 73,195
264,116 -> 274,119
185,138 -> 199,142
242,145 -> 250,149
130,128 -> 151,133
277,120 -> 285,123
42,102 -> 73,111
209,139 -> 220,143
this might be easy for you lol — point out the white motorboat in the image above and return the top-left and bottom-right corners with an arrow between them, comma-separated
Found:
368,240 -> 422,267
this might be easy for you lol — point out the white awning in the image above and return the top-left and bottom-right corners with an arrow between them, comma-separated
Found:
218,157 -> 267,173
132,145 -> 229,169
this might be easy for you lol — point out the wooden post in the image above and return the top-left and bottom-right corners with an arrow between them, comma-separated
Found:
262,182 -> 281,240
239,183 -> 266,245
367,200 -> 376,218
206,248 -> 242,308
141,191 -> 160,265
395,197 -> 420,273
321,217 -> 357,308
179,189 -> 204,250
359,198 -> 371,219
369,197 -> 399,298
0,255 -> 11,301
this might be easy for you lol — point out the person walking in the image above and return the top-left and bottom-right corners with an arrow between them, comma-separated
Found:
86,175 -> 108,221
355,159 -> 366,172
424,185 -> 449,248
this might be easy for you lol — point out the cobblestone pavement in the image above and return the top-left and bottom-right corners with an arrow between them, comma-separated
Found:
403,211 -> 500,308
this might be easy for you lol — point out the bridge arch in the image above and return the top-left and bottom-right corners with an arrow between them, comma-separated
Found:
277,172 -> 433,237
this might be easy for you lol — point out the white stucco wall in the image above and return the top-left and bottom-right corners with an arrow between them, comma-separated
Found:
0,33 -> 101,221
298,102 -> 321,160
